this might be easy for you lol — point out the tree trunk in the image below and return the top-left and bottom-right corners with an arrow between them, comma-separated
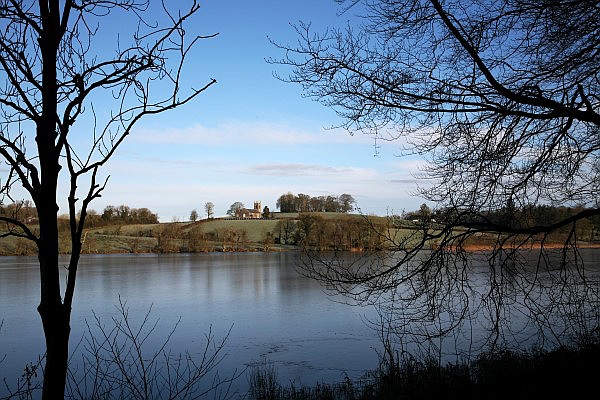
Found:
37,200 -> 70,400
38,299 -> 69,400
34,6 -> 69,397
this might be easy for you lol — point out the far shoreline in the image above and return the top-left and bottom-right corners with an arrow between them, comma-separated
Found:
4,242 -> 600,257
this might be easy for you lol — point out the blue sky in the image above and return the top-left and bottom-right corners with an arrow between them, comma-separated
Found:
60,1 -> 427,220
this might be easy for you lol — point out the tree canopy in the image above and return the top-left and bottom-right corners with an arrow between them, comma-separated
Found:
227,201 -> 245,216
0,1 -> 212,397
275,0 -> 600,351
276,192 -> 356,213
276,0 -> 600,229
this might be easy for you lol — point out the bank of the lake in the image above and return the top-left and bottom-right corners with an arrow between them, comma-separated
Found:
0,213 -> 387,256
3,212 -> 598,256
247,339 -> 600,400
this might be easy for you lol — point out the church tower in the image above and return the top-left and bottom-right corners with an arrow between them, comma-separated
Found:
254,201 -> 262,212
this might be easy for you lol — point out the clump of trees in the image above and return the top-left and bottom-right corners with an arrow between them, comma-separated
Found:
276,214 -> 385,251
227,202 -> 245,216
155,223 -> 185,253
186,226 -> 212,252
0,202 -> 159,228
276,192 -> 355,213
212,227 -> 249,251
93,205 -> 158,226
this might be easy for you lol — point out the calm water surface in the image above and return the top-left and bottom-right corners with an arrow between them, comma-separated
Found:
2,250 -> 600,397
0,252 -> 381,396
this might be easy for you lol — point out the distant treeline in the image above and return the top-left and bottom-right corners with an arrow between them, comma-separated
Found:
0,201 -> 158,227
88,205 -> 159,226
276,192 -> 356,213
402,203 -> 600,239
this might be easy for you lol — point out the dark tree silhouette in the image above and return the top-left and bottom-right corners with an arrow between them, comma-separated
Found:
274,0 -> 600,351
0,1 -> 215,398
276,192 -> 296,212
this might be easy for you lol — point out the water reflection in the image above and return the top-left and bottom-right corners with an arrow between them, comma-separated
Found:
1,250 -> 599,397
0,252 -> 380,396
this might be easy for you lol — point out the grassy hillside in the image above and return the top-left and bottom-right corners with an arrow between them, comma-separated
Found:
0,215 -> 306,255
193,219 -> 281,243
3,212 -> 590,256
0,212 -> 439,256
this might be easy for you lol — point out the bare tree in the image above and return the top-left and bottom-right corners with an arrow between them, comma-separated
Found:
0,1 -> 215,397
274,0 -> 600,351
226,202 -> 244,216
190,209 -> 198,222
204,201 -> 214,219
2,301 -> 236,400
65,299 -> 235,400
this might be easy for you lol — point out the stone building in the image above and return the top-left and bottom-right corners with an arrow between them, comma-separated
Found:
234,201 -> 262,219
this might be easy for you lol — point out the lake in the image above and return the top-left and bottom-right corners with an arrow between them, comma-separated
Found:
1,250 -> 599,398
0,252 -> 381,397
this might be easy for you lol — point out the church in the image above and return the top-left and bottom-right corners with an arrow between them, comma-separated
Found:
234,201 -> 262,219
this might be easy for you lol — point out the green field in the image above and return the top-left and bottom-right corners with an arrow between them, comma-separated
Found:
0,213 -> 431,256
193,219 -> 280,242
